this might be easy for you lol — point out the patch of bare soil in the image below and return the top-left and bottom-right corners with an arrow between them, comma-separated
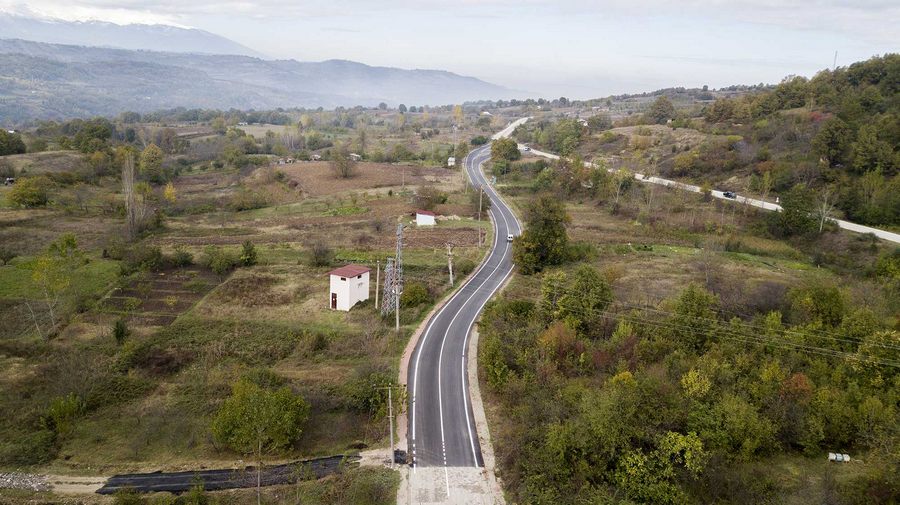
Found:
98,268 -> 221,330
279,162 -> 454,196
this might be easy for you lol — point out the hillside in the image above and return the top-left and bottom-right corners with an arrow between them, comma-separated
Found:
0,39 -> 513,123
513,54 -> 900,228
0,13 -> 263,57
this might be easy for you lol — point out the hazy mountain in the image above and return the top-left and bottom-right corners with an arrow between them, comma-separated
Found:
0,39 -> 515,123
0,13 -> 263,57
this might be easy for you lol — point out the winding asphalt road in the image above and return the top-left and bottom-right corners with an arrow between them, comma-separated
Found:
407,120 -> 523,470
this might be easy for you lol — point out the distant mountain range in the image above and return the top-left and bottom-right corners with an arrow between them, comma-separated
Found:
0,13 -> 263,57
0,19 -> 514,123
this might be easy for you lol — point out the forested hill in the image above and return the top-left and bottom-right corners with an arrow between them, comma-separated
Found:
701,54 -> 899,226
0,39 -> 513,124
0,13 -> 263,57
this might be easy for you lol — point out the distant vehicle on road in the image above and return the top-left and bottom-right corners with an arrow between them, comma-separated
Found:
723,191 -> 736,199
507,233 -> 514,242
522,146 -> 531,151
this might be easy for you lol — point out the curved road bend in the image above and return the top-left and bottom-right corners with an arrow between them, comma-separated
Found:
407,124 -> 522,471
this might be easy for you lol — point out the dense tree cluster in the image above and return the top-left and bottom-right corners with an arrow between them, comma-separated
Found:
513,118 -> 585,156
702,54 -> 899,226
481,276 -> 900,504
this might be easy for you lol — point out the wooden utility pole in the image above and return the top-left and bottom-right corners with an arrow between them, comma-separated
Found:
377,384 -> 397,469
387,386 -> 394,469
374,259 -> 380,309
446,243 -> 454,285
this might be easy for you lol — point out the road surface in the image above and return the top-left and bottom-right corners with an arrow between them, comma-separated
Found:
407,121 -> 522,471
517,120 -> 900,245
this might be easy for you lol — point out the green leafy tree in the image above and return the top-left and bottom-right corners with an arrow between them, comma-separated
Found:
773,184 -> 816,237
454,141 -> 469,165
554,265 -> 613,336
587,113 -> 613,131
8,176 -> 52,208
671,283 -> 719,350
812,117 -> 851,167
27,233 -> 83,337
139,143 -> 164,183
789,282 -> 845,328
647,96 -> 676,124
212,379 -> 310,505
513,195 -> 571,274
852,124 -> 895,175
491,137 -> 521,162
0,130 -> 27,155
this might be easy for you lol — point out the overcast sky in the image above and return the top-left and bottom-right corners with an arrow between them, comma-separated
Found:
2,0 -> 898,98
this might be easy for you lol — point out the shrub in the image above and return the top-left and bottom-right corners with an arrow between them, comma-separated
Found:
8,176 -> 52,208
308,242 -> 334,267
343,366 -> 394,416
400,281 -> 431,307
0,247 -> 16,265
455,258 -> 476,277
113,319 -> 129,345
112,488 -> 145,505
470,135 -> 489,145
203,247 -> 239,276
415,186 -> 447,211
241,367 -> 287,389
42,393 -> 85,439
123,246 -> 165,273
171,246 -> 194,267
0,429 -> 57,465
240,240 -> 258,266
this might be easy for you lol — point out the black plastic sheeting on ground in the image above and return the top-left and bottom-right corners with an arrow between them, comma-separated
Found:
96,454 -> 359,495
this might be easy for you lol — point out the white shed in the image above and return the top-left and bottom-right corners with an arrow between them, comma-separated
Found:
328,264 -> 370,311
416,210 -> 436,226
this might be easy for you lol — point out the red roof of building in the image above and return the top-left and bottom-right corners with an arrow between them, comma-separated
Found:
416,209 -> 436,216
328,264 -> 371,277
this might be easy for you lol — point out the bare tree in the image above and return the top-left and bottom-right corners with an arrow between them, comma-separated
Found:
611,169 -> 633,212
122,154 -> 150,240
330,143 -> 356,179
816,185 -> 839,233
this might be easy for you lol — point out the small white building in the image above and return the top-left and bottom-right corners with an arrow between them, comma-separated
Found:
328,264 -> 370,311
447,156 -> 456,167
416,210 -> 436,226
349,153 -> 362,161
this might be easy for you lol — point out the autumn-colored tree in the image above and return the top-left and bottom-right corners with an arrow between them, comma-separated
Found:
139,143 -> 164,183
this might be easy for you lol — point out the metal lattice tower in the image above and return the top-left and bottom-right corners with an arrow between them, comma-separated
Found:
380,223 -> 405,316
381,257 -> 396,316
